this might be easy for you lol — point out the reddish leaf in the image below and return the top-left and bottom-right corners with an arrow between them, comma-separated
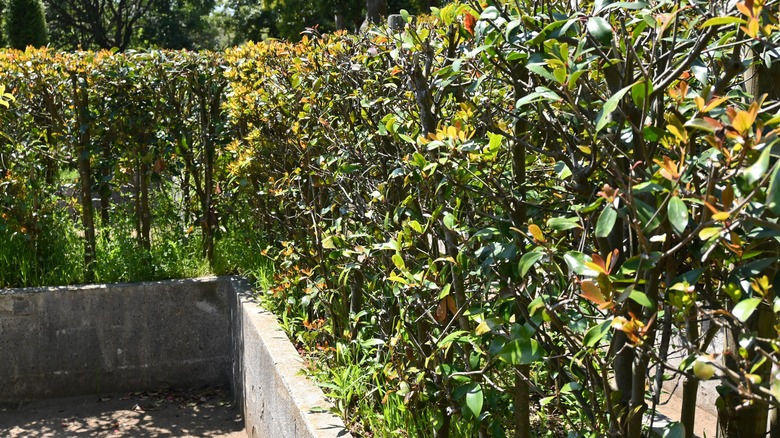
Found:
580,280 -> 612,309
464,12 -> 476,36
435,299 -> 448,323
445,295 -> 457,315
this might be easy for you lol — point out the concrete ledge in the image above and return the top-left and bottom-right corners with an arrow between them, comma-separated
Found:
0,276 -> 352,438
232,277 -> 351,438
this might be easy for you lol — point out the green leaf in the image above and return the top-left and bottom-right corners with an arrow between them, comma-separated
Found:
733,297 -> 762,322
497,338 -> 545,365
583,319 -> 612,347
518,250 -> 545,277
744,146 -> 772,185
685,118 -> 717,133
479,6 -> 499,20
547,216 -> 581,231
587,16 -> 613,45
596,83 -> 635,133
437,330 -> 469,348
701,16 -> 747,28
766,163 -> 780,215
629,290 -> 654,308
554,161 -> 572,179
564,251 -> 599,277
526,64 -> 558,83
392,254 -> 405,270
668,196 -> 689,236
443,213 -> 457,230
322,235 -> 336,249
516,86 -> 560,107
595,207 -> 617,238
465,383 -> 484,418
597,1 -> 649,12
634,198 -> 661,232
631,81 -> 653,109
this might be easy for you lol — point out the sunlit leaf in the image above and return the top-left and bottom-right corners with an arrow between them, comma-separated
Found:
497,338 -> 545,365
528,224 -> 545,243
595,83 -> 635,133
732,297 -> 762,322
698,227 -> 721,241
583,319 -> 612,347
701,16 -> 747,27
465,383 -> 483,418
580,280 -> 612,309
743,146 -> 772,184
518,250 -> 545,277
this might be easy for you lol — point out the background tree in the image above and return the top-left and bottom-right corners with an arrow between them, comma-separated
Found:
5,0 -> 48,49
44,0 -> 154,51
137,0 -> 219,50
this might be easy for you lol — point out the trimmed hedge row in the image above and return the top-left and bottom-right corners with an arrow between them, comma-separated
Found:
3,1 -> 780,436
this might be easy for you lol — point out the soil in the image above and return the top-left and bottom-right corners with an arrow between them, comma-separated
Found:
0,386 -> 245,437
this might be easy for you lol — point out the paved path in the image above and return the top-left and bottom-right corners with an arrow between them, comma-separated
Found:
653,391 -> 718,438
0,387 -> 245,437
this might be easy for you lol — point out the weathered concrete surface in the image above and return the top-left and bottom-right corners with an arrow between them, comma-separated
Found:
0,277 -> 233,402
0,276 -> 351,438
0,386 -> 244,437
231,277 -> 352,438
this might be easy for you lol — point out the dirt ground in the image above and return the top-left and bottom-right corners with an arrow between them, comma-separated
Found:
0,386 -> 245,437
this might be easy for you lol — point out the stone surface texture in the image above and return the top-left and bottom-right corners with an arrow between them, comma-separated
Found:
0,276 -> 352,438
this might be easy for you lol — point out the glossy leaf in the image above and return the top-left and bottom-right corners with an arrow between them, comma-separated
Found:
668,196 -> 689,236
595,83 -> 635,132
595,207 -> 617,238
583,319 -> 612,347
465,383 -> 484,418
587,16 -> 613,45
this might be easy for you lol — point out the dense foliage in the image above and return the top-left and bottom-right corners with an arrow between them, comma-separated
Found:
3,1 -> 780,437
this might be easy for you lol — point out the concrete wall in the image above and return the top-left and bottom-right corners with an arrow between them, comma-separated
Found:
230,277 -> 351,438
0,276 -> 352,438
0,277 -> 233,401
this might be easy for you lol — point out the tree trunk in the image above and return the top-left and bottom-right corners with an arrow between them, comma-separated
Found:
680,306 -> 700,438
514,365 -> 531,438
366,0 -> 387,25
139,155 -> 151,250
71,74 -> 95,282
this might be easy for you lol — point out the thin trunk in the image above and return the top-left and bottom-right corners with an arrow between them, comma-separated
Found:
718,327 -> 740,438
349,271 -> 364,339
680,304 -> 700,438
514,365 -> 531,438
72,74 -> 95,282
511,85 -> 530,438
98,139 -> 112,239
139,154 -> 151,250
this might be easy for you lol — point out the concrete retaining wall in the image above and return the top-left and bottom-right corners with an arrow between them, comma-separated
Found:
231,277 -> 350,438
0,277 -> 233,401
0,276 -> 352,438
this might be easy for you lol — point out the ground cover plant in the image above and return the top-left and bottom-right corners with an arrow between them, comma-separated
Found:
3,1 -> 780,437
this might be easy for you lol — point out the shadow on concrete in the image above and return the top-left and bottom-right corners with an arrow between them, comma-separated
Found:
0,386 -> 245,437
